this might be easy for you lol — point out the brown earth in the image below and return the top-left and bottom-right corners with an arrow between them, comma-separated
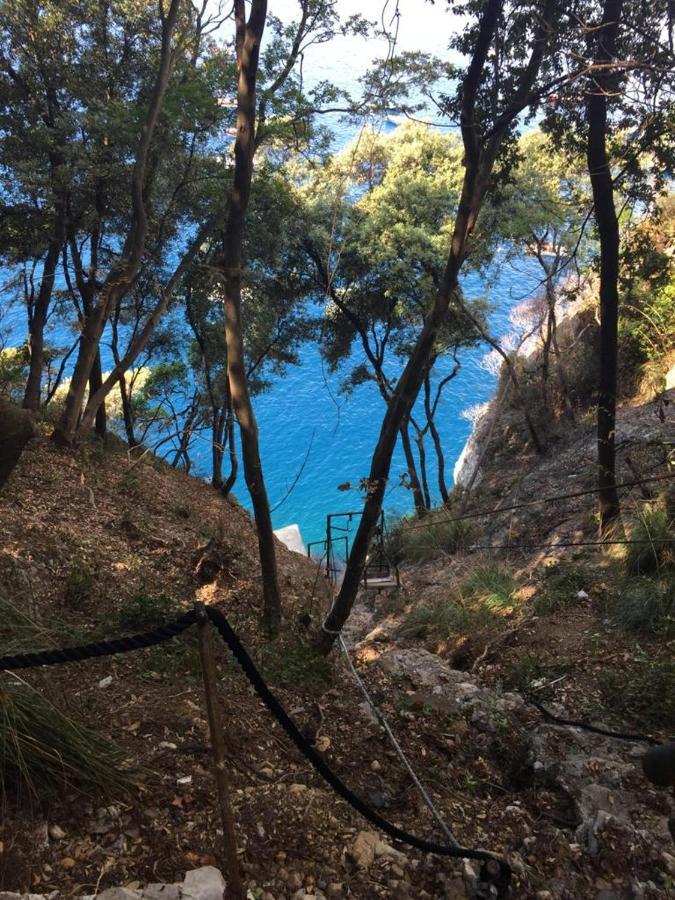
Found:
0,424 -> 673,900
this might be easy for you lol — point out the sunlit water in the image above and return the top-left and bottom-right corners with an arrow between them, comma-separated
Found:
1,4 -> 543,545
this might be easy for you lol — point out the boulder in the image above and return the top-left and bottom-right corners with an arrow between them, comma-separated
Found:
181,867 -> 226,900
0,400 -> 34,489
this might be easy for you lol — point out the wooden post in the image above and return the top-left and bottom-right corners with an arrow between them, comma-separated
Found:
195,603 -> 245,900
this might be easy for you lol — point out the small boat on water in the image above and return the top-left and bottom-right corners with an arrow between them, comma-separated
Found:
384,108 -> 409,127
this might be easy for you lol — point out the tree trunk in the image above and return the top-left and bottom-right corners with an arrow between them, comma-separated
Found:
586,0 -> 623,534
89,349 -> 107,437
52,0 -> 181,446
423,370 -> 450,505
221,405 -> 238,497
23,218 -> 64,411
400,419 -> 427,516
221,0 -> 281,637
315,0 -> 557,652
53,307 -> 108,444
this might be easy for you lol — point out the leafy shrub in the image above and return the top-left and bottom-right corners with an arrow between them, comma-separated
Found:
116,591 -> 183,632
535,563 -> 590,613
0,678 -> 135,802
625,496 -> 674,576
462,566 -> 519,612
397,597 -> 490,640
387,511 -> 474,563
264,638 -> 334,689
0,346 -> 29,402
608,576 -> 674,637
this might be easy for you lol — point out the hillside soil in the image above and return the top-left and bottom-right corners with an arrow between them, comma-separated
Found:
0,414 -> 673,900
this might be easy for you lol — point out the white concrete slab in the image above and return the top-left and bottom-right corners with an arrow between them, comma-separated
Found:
274,523 -> 306,556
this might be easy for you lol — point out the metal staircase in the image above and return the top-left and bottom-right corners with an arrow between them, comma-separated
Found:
307,510 -> 400,592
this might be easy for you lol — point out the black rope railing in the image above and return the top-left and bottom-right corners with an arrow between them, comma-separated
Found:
0,607 -> 511,894
203,606 -> 511,888
0,611 -> 198,670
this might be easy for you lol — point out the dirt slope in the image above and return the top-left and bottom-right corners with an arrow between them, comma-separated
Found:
0,431 -> 673,899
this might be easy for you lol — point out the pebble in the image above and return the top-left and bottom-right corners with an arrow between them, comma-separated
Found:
48,824 -> 66,840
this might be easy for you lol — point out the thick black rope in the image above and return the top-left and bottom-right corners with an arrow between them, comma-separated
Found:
0,611 -> 197,670
0,607 -> 510,890
528,698 -> 663,745
204,606 -> 511,887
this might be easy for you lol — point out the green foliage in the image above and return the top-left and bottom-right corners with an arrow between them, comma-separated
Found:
398,564 -> 519,641
625,495 -> 674,576
619,193 -> 675,396
503,652 -> 548,693
608,576 -> 675,637
62,560 -> 96,606
397,597 -> 490,641
264,638 -> 334,690
535,563 -> 590,614
387,510 -> 475,563
0,595 -> 135,800
0,677 -> 136,801
115,591 -> 183,633
0,346 -> 29,402
462,566 -> 519,612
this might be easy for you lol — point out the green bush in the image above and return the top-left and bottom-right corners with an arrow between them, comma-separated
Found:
264,638 -> 334,689
609,576 -> 675,637
625,496 -> 674,576
0,678 -> 136,802
397,597 -> 490,640
0,346 -> 29,402
462,565 -> 519,612
116,591 -> 183,632
387,511 -> 474,563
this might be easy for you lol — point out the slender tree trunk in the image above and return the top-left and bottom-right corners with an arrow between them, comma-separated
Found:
52,0 -> 181,446
119,374 -> 136,446
400,419 -> 427,516
78,216 -> 216,433
413,425 -> 432,512
89,349 -> 107,437
423,370 -> 450,504
586,0 -> 623,534
222,405 -> 238,497
221,0 -> 280,637
23,222 -> 64,411
315,0 -> 557,652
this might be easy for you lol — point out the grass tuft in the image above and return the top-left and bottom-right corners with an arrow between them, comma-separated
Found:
387,511 -> 475,563
397,598 -> 489,641
264,638 -> 334,690
625,495 -> 674,576
462,566 -> 519,612
0,595 -> 137,802
0,677 -> 137,802
398,564 -> 519,641
534,563 -> 590,614
115,590 -> 183,632
608,576 -> 675,637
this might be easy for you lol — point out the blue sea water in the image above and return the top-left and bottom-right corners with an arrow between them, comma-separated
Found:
0,2 -> 544,546
247,256 -> 541,545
